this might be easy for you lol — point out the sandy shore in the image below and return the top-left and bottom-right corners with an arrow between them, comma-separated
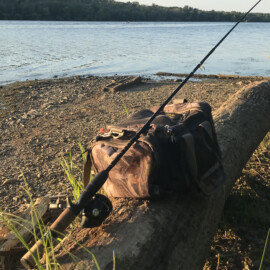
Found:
0,74 -> 265,211
0,74 -> 269,269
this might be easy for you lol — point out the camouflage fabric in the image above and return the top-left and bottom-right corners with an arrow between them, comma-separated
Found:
87,101 -> 226,198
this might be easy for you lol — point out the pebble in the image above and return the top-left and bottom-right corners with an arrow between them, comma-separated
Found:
22,113 -> 28,119
2,179 -> 21,185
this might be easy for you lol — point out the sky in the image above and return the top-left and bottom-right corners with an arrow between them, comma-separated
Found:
116,0 -> 270,14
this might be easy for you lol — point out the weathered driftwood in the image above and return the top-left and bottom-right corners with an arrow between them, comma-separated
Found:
156,72 -> 270,81
0,197 -> 52,270
55,80 -> 270,270
103,76 -> 141,92
0,197 -> 50,256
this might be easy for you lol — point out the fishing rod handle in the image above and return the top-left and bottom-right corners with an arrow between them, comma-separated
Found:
21,207 -> 77,269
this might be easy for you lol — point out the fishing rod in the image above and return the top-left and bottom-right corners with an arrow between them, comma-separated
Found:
21,0 -> 262,268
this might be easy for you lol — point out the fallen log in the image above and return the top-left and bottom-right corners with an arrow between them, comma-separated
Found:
55,80 -> 270,270
103,76 -> 142,92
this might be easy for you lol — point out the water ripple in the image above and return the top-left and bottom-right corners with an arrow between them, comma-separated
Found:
0,21 -> 269,85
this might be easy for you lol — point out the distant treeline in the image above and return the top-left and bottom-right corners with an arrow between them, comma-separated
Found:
1,0 -> 270,22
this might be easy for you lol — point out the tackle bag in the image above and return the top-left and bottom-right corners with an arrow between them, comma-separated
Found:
83,100 -> 226,198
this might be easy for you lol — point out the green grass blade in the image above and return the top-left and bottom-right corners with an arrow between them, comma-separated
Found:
122,101 -> 129,116
259,228 -> 270,270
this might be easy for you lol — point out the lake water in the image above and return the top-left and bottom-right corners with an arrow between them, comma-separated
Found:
0,21 -> 270,85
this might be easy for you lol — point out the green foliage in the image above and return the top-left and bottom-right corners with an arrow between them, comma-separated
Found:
259,228 -> 270,270
122,101 -> 129,116
0,0 -> 269,22
214,133 -> 270,269
59,144 -> 86,201
0,177 -> 101,269
0,177 -> 60,269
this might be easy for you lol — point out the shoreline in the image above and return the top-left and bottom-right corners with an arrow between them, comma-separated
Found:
1,72 -> 270,88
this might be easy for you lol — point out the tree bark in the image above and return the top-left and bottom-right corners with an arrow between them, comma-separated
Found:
56,80 -> 270,270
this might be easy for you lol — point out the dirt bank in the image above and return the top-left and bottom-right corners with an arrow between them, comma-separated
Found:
0,75 -> 269,269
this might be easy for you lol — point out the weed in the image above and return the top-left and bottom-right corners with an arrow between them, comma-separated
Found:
0,174 -> 101,269
0,177 -> 59,269
78,142 -> 87,163
122,101 -> 129,116
259,228 -> 270,270
59,143 -> 87,201
205,132 -> 270,269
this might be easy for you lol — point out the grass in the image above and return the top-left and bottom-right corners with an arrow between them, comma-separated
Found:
204,132 -> 270,270
0,200 -> 101,269
59,143 -> 86,201
0,145 -> 101,269
259,228 -> 270,270
0,177 -> 60,269
122,101 -> 129,116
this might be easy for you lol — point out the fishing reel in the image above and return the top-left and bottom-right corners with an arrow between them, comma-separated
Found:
81,194 -> 112,228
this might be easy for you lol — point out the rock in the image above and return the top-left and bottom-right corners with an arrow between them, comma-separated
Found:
28,109 -> 40,118
22,113 -> 28,119
59,97 -> 68,104
57,151 -> 64,157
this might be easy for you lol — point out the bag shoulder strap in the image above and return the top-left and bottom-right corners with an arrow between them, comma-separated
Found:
83,151 -> 92,188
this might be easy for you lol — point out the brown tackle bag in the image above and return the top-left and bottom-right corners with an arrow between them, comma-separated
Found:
83,100 -> 226,198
